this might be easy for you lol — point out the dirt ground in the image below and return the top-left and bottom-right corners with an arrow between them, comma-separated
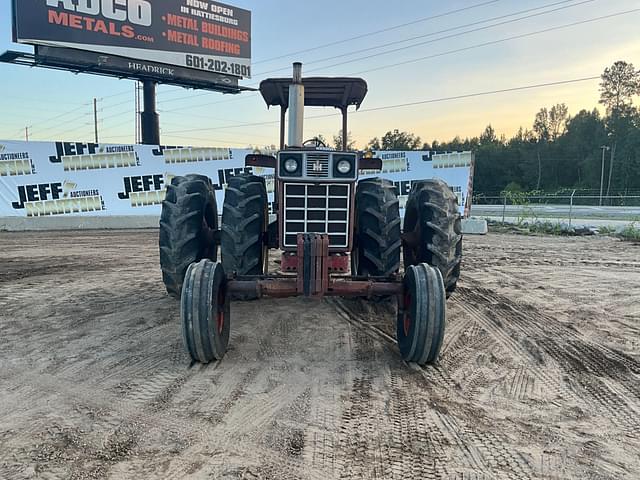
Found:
0,231 -> 638,480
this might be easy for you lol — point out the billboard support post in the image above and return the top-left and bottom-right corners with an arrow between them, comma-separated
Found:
141,81 -> 160,145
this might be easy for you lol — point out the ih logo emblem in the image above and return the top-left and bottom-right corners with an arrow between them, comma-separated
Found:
312,160 -> 323,172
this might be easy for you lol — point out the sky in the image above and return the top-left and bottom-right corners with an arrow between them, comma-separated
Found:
0,0 -> 639,148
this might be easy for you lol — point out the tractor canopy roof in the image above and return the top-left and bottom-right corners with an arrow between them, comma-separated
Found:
259,77 -> 368,110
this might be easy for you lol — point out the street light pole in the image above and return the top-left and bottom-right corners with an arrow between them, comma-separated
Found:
599,145 -> 610,206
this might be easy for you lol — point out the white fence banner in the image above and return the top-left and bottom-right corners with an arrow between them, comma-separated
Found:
0,140 -> 474,218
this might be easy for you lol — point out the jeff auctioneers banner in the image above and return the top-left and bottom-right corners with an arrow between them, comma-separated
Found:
0,140 -> 474,218
13,0 -> 252,78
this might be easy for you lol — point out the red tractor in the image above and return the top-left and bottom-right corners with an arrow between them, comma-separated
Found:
159,63 -> 462,365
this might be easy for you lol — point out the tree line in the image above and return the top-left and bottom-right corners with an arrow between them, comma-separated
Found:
329,61 -> 640,196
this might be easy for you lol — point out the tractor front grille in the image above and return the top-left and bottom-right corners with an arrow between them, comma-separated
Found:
283,183 -> 350,248
305,153 -> 330,178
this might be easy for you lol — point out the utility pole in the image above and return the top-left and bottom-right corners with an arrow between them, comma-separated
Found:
93,98 -> 99,143
599,145 -> 610,206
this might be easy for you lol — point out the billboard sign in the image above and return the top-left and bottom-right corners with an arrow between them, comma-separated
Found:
12,0 -> 252,79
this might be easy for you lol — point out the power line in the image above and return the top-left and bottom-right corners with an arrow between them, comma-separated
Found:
161,134 -> 259,147
28,104 -> 89,129
101,6 -> 632,133
101,88 -> 133,100
159,89 -> 258,107
160,118 -> 275,139
101,98 -> 132,111
34,121 -> 93,140
256,0 -> 595,77
163,75 -> 601,136
160,5 -> 628,129
357,76 -> 601,113
33,114 -> 92,137
348,8 -> 640,76
157,0 -> 502,103
252,0 -> 502,65
101,108 -> 133,122
98,134 -> 134,141
78,92 -> 257,123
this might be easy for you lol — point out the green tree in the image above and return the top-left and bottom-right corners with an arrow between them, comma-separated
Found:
366,137 -> 380,151
370,61 -> 640,195
333,130 -> 356,151
308,134 -> 328,147
533,108 -> 551,142
370,129 -> 422,150
599,61 -> 640,195
479,125 -> 499,145
558,109 -> 607,188
533,104 -> 568,141
599,61 -> 640,114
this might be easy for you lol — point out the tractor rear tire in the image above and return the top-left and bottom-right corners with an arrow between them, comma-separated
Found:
352,178 -> 402,277
220,174 -> 268,277
181,260 -> 230,363
397,263 -> 446,365
159,175 -> 218,298
403,179 -> 462,297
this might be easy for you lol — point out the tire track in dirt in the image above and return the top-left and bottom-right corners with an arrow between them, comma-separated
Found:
3,231 -> 638,479
0,364 -> 205,479
461,284 -> 640,437
330,299 -> 451,479
0,292 -> 322,478
469,285 -> 640,378
0,363 -> 332,480
507,366 -> 537,401
454,298 -> 567,402
385,371 -> 450,479
440,320 -> 495,379
435,412 -> 532,480
329,297 -> 536,480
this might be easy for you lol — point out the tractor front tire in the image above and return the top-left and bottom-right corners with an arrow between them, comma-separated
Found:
220,174 -> 268,277
403,179 -> 462,297
352,178 -> 402,277
159,175 -> 218,298
397,263 -> 446,365
181,260 -> 230,363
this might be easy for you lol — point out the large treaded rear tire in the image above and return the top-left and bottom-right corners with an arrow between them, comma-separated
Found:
220,174 -> 268,277
403,179 -> 462,297
353,178 -> 402,277
159,175 -> 218,298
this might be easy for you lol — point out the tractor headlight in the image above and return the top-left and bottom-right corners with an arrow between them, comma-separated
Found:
333,154 -> 356,178
336,159 -> 352,175
284,158 -> 299,173
279,153 -> 302,178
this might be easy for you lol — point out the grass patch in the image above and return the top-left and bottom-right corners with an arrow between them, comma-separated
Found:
619,223 -> 640,242
487,218 -> 640,242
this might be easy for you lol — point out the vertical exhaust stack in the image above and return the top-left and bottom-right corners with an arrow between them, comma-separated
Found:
288,62 -> 304,148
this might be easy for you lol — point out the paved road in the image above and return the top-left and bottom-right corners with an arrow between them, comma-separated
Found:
472,204 -> 640,223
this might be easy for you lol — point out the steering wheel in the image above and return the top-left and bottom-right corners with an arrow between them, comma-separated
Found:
302,137 -> 328,148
